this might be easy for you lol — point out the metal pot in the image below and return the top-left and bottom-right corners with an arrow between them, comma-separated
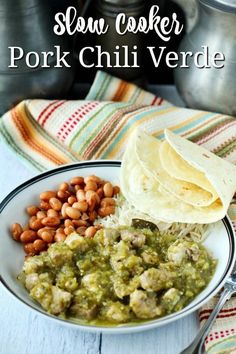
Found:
94,0 -> 146,82
174,0 -> 236,115
0,0 -> 75,115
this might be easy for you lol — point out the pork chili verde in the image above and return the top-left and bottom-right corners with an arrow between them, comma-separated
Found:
19,226 -> 216,324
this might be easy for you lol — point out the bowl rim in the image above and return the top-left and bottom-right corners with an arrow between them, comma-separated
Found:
0,159 -> 235,334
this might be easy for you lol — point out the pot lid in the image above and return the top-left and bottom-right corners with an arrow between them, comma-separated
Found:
200,0 -> 236,13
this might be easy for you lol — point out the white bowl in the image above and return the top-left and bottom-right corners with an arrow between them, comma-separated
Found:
0,160 -> 235,333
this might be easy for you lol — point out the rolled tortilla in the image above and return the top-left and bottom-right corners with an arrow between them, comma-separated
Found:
120,129 -> 236,224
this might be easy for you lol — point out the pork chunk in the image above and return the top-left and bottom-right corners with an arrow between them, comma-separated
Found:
50,286 -> 72,315
25,272 -> 53,290
25,273 -> 39,290
161,288 -> 182,312
140,268 -> 173,292
113,275 -> 140,299
110,240 -> 132,272
30,283 -> 72,315
70,289 -> 98,320
70,302 -> 98,320
186,244 -> 200,262
120,230 -> 146,248
23,256 -> 46,275
141,250 -> 159,265
65,233 -> 89,252
167,243 -> 187,265
81,273 -> 100,292
130,290 -> 162,319
48,243 -> 73,267
102,301 -> 131,323
168,240 -> 200,264
103,229 -> 120,246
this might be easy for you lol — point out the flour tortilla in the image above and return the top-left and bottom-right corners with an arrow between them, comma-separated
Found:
136,131 -> 218,207
159,140 -> 219,203
120,129 -> 236,224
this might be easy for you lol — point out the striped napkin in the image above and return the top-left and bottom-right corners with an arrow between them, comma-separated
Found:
1,70 -> 236,352
199,297 -> 236,353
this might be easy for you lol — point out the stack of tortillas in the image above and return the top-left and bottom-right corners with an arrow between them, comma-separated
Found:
121,129 -> 236,223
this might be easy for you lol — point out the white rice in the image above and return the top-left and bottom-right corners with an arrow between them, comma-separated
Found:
96,195 -> 210,242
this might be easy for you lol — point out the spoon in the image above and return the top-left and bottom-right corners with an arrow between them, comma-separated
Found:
180,273 -> 236,354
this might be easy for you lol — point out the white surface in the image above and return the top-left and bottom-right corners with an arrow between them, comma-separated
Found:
0,86 -> 200,354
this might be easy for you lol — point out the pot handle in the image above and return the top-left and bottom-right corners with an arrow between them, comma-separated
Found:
172,0 -> 198,33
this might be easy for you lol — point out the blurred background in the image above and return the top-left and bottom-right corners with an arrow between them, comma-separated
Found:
72,0 -> 186,85
1,0 -> 234,115
0,0 -> 187,114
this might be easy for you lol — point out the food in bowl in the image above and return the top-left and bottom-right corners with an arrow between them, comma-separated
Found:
10,175 -> 119,256
18,225 -> 216,324
10,128 -> 236,327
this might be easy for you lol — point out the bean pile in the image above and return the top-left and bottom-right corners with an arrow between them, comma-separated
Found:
10,175 -> 119,256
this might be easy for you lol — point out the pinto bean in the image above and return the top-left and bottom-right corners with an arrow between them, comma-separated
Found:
37,227 -> 55,238
88,211 -> 97,222
55,227 -> 65,235
68,196 -> 77,205
65,207 -> 81,220
11,223 -> 23,241
41,216 -> 61,227
57,190 -> 71,200
101,197 -> 116,207
70,177 -> 84,185
24,243 -> 37,255
84,181 -> 97,192
36,210 -> 47,219
26,206 -> 40,217
103,183 -> 113,197
40,191 -> 57,201
76,189 -> 86,202
49,197 -> 62,211
29,217 -> 42,231
85,226 -> 97,238
84,175 -> 102,184
74,185 -> 81,192
20,230 -> 38,243
98,206 -> 115,217
40,201 -> 50,211
87,192 -> 100,212
72,219 -> 88,227
113,186 -> 120,196
33,239 -> 47,253
59,182 -> 69,191
72,201 -> 88,212
40,230 -> 54,243
64,226 -> 75,236
47,209 -> 58,218
54,233 -> 66,242
61,202 -> 70,218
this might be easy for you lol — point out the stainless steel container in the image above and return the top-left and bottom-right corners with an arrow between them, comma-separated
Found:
0,0 -> 75,115
95,0 -> 145,82
174,0 -> 236,115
